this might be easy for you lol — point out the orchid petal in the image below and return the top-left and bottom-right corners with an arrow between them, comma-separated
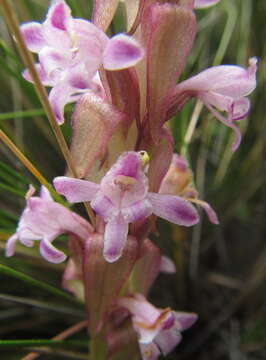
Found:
42,0 -> 72,50
20,22 -> 46,52
122,200 -> 152,223
5,234 -> 18,257
48,65 -> 90,124
39,46 -> 71,81
118,294 -> 173,344
174,311 -> 198,330
205,103 -> 242,151
148,193 -> 199,226
22,63 -> 53,87
160,256 -> 176,274
27,197 -> 93,240
176,59 -> 257,96
40,185 -> 53,201
194,0 -> 221,8
103,213 -> 129,262
53,177 -> 100,202
232,98 -> 250,120
195,200 -> 219,224
40,237 -> 67,263
154,328 -> 182,356
19,228 -> 41,245
46,0 -> 70,31
103,34 -> 144,70
72,19 -> 107,77
91,193 -> 117,220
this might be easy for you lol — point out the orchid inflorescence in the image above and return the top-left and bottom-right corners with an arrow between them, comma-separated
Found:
6,0 -> 257,359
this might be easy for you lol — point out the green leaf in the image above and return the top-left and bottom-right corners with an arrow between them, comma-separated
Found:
0,264 -> 82,304
0,293 -> 85,317
0,108 -> 45,121
0,339 -> 87,349
0,182 -> 25,197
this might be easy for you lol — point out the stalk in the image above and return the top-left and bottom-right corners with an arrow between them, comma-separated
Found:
0,129 -> 63,202
90,334 -> 108,360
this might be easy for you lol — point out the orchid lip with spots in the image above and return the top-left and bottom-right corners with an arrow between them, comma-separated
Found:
54,151 -> 199,262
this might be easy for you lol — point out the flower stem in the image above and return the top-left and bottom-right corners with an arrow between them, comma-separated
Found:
21,320 -> 88,360
181,99 -> 203,156
90,334 -> 108,360
0,129 -> 63,202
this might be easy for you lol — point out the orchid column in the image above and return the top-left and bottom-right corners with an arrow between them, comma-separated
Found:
5,0 -> 257,359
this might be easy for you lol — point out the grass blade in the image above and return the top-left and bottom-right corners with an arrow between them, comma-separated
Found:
0,263 -> 82,304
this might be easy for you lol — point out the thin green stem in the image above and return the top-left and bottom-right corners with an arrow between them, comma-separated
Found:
0,129 -> 64,203
90,334 -> 108,360
21,320 -> 88,360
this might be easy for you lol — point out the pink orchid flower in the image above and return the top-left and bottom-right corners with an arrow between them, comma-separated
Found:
21,0 -> 144,124
167,58 -> 257,151
54,151 -> 199,263
5,185 -> 92,263
194,0 -> 221,8
117,293 -> 197,360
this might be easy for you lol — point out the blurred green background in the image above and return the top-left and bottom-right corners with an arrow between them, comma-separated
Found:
0,0 -> 265,359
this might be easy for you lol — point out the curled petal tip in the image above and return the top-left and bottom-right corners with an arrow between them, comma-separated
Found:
5,234 -> 18,257
40,239 -> 67,264
175,312 -> 198,330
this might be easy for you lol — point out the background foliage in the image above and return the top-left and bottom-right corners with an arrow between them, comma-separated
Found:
0,0 -> 265,359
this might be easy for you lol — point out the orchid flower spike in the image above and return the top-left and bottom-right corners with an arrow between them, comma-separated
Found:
54,151 -> 199,263
117,294 -> 198,360
5,185 -> 92,263
194,0 -> 221,8
21,0 -> 144,124
169,57 -> 257,151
